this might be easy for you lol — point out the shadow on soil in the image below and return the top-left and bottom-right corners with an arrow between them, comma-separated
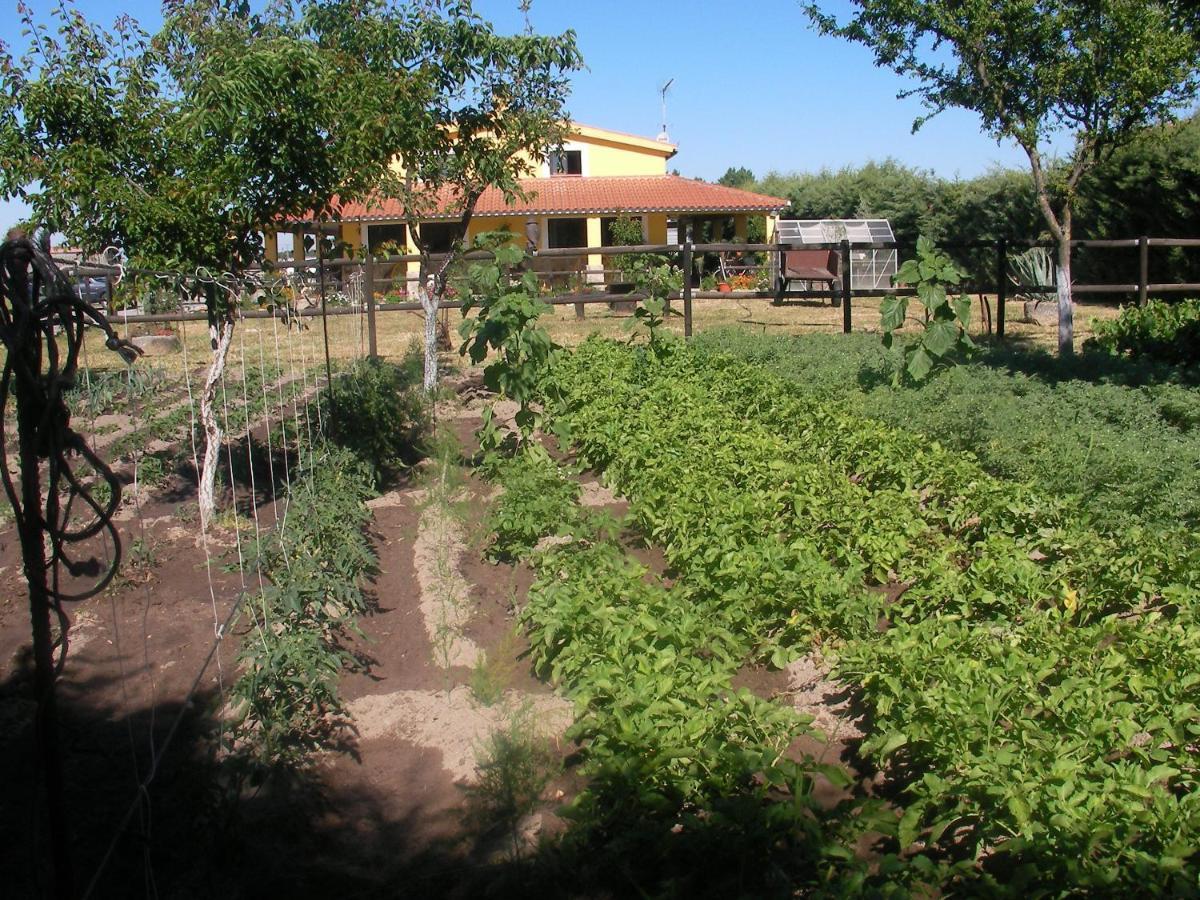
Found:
1,642 -> 891,900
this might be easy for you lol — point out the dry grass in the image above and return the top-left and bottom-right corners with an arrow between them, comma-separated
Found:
536,294 -> 1123,351
71,294 -> 1124,376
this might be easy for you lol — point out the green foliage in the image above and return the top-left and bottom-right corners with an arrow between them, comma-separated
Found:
324,354 -> 429,487
458,240 -> 559,449
1075,112 -> 1200,287
716,166 -> 755,189
2,1 -> 374,283
543,337 -> 1200,892
760,159 -> 951,246
881,236 -> 974,380
463,708 -> 561,847
625,295 -> 679,357
694,328 -> 1200,533
1086,299 -> 1200,367
230,444 -> 377,774
807,0 -> 1200,352
602,215 -> 682,353
480,449 -> 581,562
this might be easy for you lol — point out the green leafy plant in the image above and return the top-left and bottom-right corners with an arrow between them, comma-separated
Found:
229,444 -> 377,776
881,236 -> 975,381
463,707 -> 561,849
625,295 -> 677,356
458,238 -> 560,450
480,449 -> 581,561
324,354 -> 429,487
1008,245 -> 1055,305
1085,298 -> 1200,366
536,336 -> 1200,893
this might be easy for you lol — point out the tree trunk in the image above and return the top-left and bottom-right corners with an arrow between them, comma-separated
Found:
1056,231 -> 1074,355
420,275 -> 438,394
199,315 -> 235,529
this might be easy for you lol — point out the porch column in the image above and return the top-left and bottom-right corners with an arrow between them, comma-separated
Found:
292,227 -> 306,266
339,222 -> 363,255
734,214 -> 748,242
585,216 -> 603,285
263,230 -> 279,264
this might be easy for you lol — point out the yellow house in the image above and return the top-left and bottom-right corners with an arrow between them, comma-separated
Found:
275,123 -> 787,286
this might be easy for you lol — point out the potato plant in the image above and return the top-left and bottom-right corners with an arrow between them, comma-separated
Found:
539,337 -> 1200,893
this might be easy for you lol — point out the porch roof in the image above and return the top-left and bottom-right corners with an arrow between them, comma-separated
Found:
305,175 -> 787,223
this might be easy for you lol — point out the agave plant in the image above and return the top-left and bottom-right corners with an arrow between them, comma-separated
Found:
1008,246 -> 1056,320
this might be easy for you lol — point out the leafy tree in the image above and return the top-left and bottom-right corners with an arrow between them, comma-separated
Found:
313,0 -> 582,394
1,0 -> 580,522
808,0 -> 1200,354
0,0 -> 405,526
717,166 -> 756,189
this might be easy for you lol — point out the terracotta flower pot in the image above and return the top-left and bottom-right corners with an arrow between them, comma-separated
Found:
717,282 -> 732,293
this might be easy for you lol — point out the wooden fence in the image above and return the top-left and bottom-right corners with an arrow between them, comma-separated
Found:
60,236 -> 1200,350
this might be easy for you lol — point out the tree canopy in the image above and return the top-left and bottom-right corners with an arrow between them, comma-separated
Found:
0,0 -> 581,276
717,166 -> 755,190
806,0 -> 1200,353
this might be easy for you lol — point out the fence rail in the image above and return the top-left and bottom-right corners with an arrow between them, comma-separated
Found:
60,234 -> 1200,345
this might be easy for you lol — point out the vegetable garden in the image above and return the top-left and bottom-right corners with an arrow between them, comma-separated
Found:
3,243 -> 1200,895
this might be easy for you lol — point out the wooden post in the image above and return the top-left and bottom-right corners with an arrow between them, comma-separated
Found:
364,253 -> 378,359
840,239 -> 852,333
683,221 -> 694,339
996,238 -> 1007,340
1138,235 -> 1149,307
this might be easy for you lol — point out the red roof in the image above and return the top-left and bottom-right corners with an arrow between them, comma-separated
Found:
314,176 -> 787,222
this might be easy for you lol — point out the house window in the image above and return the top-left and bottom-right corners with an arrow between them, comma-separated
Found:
547,218 -> 587,249
367,223 -> 406,255
548,149 -> 582,176
418,222 -> 460,253
601,216 -> 643,247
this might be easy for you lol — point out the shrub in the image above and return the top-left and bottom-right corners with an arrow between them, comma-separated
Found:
324,355 -> 428,486
1086,298 -> 1200,366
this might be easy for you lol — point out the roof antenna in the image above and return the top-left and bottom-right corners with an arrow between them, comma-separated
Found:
656,78 -> 674,143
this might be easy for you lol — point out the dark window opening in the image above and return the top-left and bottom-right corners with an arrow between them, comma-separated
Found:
418,221 -> 461,254
367,223 -> 407,255
547,218 -> 588,249
548,150 -> 582,176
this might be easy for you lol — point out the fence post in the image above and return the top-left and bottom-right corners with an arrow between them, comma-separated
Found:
1138,235 -> 1149,307
364,253 -> 378,358
996,238 -> 1007,340
683,221 -> 694,339
840,239 -> 852,333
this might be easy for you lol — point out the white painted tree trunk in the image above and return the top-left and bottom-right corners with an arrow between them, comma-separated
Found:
420,275 -> 439,395
198,316 -> 235,529
1056,235 -> 1074,355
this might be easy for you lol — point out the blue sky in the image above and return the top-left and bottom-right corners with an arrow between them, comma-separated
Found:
1,0 -> 1044,231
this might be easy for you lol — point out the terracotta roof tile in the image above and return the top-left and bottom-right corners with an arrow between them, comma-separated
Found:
316,176 -> 786,222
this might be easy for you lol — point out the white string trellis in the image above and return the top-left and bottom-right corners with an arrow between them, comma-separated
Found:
74,241 -> 388,894
81,266 -> 316,895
